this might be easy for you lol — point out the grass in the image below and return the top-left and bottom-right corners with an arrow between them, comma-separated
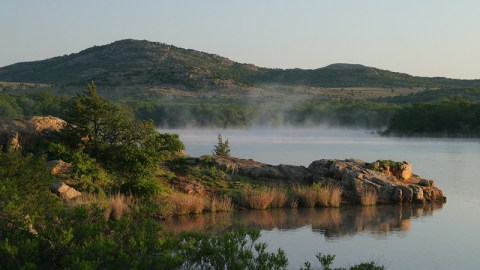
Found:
270,187 -> 288,208
71,193 -> 136,220
293,184 -> 343,208
168,192 -> 205,215
242,189 -> 275,210
206,196 -> 234,212
360,189 -> 378,206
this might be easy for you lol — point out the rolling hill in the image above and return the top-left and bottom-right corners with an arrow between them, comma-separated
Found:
1,39 -> 480,90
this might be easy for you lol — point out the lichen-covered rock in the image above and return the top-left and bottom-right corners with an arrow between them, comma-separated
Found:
202,156 -> 446,205
47,160 -> 73,176
210,155 -> 310,185
0,116 -> 66,153
50,182 -> 81,200
309,159 -> 446,205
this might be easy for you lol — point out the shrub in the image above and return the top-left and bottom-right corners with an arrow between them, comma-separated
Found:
179,227 -> 288,270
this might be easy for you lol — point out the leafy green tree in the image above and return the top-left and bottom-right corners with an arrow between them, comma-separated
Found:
61,82 -> 184,195
0,96 -> 23,119
213,133 -> 230,157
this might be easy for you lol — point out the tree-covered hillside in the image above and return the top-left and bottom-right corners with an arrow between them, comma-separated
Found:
1,39 -> 480,90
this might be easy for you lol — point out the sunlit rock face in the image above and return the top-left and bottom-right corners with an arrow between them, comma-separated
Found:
0,116 -> 66,153
210,155 -> 446,205
308,159 -> 446,204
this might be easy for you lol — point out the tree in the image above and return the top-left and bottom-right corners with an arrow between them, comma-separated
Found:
61,82 -> 184,195
213,134 -> 230,157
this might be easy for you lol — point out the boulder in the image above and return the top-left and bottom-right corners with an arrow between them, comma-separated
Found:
0,116 -> 66,153
50,182 -> 81,200
47,160 -> 73,176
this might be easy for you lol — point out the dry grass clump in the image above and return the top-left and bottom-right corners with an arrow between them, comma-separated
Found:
71,193 -> 136,220
107,193 -> 136,220
293,184 -> 343,208
242,189 -> 274,210
329,186 -> 343,207
359,189 -> 378,206
270,187 -> 288,208
168,192 -> 205,215
292,185 -> 318,208
206,196 -> 234,212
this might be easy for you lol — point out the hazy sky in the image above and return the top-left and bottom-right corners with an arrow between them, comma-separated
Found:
1,1 -> 480,79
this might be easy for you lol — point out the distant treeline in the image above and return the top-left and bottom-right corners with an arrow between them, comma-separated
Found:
0,92 -> 396,128
2,88 -> 480,137
385,98 -> 480,137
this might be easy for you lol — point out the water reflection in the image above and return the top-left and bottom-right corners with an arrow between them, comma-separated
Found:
162,203 -> 443,239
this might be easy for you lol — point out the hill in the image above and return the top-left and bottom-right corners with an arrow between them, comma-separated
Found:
0,39 -> 260,89
1,39 -> 480,90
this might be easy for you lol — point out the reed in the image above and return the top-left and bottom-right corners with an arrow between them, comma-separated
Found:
360,189 -> 378,206
242,189 -> 274,210
169,192 -> 205,215
206,196 -> 234,212
328,186 -> 343,208
293,184 -> 342,208
270,187 -> 288,208
71,193 -> 136,220
292,185 -> 318,208
108,193 -> 135,220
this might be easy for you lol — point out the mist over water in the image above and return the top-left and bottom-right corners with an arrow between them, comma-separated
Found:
162,128 -> 480,269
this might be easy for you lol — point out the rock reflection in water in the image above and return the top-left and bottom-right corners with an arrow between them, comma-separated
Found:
162,203 -> 443,238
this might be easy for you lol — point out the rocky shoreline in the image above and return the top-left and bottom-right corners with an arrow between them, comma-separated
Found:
211,155 -> 446,205
1,116 -> 446,206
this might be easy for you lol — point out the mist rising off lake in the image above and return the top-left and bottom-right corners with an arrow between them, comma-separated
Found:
163,128 -> 480,270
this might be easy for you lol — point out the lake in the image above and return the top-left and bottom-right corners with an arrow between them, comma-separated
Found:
162,128 -> 480,270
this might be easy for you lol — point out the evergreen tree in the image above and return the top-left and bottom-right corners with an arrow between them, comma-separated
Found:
213,134 -> 230,157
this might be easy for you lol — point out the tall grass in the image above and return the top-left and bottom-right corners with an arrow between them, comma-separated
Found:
360,189 -> 378,206
292,185 -> 318,208
206,196 -> 234,212
168,192 -> 206,215
293,184 -> 343,208
270,187 -> 288,208
242,189 -> 274,210
72,193 -> 136,220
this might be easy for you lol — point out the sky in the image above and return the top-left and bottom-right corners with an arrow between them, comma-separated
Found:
1,0 -> 480,79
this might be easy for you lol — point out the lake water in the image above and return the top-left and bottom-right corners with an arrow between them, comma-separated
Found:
162,128 -> 480,270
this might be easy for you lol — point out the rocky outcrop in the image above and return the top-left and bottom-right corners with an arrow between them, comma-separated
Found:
171,177 -> 206,195
0,116 -> 66,153
210,156 -> 446,205
50,182 -> 81,200
210,155 -> 311,185
308,159 -> 446,204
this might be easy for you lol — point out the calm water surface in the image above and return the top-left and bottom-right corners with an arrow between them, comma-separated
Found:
163,128 -> 480,270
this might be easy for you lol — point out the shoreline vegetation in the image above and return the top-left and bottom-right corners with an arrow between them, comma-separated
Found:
0,83 -> 445,269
